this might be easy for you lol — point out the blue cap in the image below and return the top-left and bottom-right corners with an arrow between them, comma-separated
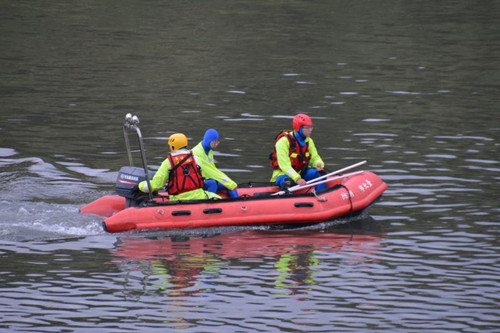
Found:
202,128 -> 219,152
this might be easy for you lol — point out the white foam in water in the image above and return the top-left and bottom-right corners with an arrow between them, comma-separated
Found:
0,147 -> 18,157
363,118 -> 390,122
4,200 -> 105,241
223,118 -> 264,122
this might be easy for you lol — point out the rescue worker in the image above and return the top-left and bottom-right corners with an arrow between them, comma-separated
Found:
138,133 -> 220,200
192,128 -> 238,198
270,113 -> 326,191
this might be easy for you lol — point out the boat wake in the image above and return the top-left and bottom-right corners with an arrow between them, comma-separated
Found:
0,199 -> 105,241
0,153 -> 111,241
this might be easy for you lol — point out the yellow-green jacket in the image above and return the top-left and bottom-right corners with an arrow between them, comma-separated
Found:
270,133 -> 324,183
192,142 -> 237,190
139,148 -> 221,200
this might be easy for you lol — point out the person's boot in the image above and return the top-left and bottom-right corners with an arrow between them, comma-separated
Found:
280,178 -> 293,192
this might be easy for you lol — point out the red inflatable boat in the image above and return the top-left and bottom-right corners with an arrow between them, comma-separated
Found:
80,114 -> 387,233
81,169 -> 386,233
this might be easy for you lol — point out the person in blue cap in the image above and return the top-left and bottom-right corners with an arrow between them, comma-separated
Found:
192,129 -> 239,198
138,133 -> 220,201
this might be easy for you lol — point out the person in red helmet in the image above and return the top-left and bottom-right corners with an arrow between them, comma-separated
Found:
269,113 -> 326,191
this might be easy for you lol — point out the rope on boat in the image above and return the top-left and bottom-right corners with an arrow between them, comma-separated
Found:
311,190 -> 327,202
338,184 -> 354,219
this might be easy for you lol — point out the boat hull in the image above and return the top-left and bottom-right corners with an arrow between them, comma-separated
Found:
94,171 -> 387,233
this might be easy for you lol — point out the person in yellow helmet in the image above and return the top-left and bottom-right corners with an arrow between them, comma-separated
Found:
138,133 -> 220,200
192,129 -> 238,198
269,113 -> 325,191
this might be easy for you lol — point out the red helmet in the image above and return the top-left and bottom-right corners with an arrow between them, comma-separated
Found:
292,113 -> 313,132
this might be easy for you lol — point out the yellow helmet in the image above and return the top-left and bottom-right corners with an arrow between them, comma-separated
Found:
168,133 -> 188,152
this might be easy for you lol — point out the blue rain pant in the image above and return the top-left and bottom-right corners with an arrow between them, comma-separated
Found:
204,179 -> 239,198
275,168 -> 326,191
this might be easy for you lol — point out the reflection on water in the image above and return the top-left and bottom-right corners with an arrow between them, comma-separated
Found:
1,0 -> 499,331
112,225 -> 383,298
1,218 -> 498,331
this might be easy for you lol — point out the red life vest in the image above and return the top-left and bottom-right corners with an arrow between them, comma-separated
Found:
269,130 -> 310,175
166,152 -> 205,195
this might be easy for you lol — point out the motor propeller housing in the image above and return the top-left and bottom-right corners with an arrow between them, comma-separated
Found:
115,166 -> 154,199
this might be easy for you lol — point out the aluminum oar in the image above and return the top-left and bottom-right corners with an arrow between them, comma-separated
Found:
272,160 -> 367,196
277,170 -> 365,195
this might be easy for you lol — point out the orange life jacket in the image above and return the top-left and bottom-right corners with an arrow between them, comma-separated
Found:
166,152 -> 205,195
269,130 -> 310,175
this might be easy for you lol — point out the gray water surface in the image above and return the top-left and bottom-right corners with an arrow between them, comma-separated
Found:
1,1 -> 499,332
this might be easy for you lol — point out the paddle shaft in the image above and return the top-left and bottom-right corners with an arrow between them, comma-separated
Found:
272,170 -> 364,196
273,160 -> 367,196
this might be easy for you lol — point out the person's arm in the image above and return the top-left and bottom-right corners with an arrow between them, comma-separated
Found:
193,144 -> 237,190
276,136 -> 301,182
139,158 -> 171,192
307,138 -> 324,171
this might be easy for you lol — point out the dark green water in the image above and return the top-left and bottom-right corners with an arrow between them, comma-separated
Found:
1,1 -> 498,332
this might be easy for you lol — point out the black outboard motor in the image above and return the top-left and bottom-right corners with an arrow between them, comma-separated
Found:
115,166 -> 155,207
